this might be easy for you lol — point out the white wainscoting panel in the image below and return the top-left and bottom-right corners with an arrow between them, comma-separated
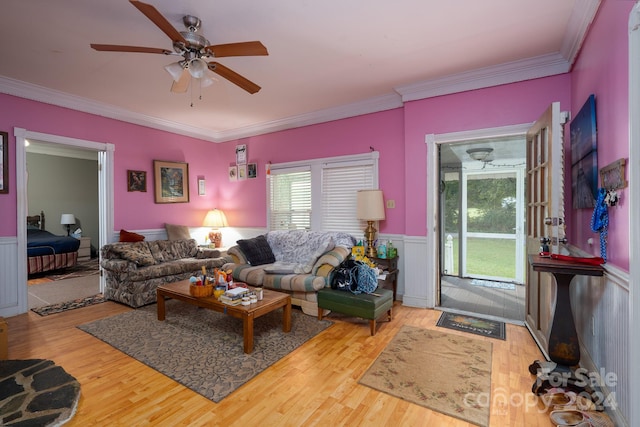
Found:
0,237 -> 20,317
402,236 -> 431,308
572,265 -> 629,426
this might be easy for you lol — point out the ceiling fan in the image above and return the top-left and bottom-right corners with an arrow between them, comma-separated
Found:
90,0 -> 268,94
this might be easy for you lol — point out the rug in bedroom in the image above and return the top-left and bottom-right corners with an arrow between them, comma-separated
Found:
31,294 -> 107,316
27,258 -> 100,285
436,312 -> 506,340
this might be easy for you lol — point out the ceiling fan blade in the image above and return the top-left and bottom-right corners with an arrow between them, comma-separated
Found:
171,68 -> 190,93
129,0 -> 187,45
90,44 -> 172,55
207,62 -> 261,94
205,41 -> 268,58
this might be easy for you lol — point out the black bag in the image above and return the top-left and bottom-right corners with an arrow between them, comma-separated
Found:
330,258 -> 358,292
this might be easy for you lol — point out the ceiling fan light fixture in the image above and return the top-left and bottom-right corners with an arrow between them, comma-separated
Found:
188,58 -> 208,78
467,147 -> 494,162
164,61 -> 185,81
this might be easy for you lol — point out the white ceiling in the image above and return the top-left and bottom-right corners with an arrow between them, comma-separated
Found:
0,0 -> 599,143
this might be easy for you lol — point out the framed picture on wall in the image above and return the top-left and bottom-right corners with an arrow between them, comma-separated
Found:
228,166 -> 238,181
238,164 -> 247,180
127,170 -> 147,192
248,163 -> 257,178
153,160 -> 189,203
0,131 -> 8,194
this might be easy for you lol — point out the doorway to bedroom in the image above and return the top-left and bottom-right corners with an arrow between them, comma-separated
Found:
15,128 -> 114,315
25,141 -> 101,309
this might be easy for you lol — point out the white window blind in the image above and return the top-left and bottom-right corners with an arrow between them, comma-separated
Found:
321,161 -> 375,235
268,167 -> 312,230
267,152 -> 379,233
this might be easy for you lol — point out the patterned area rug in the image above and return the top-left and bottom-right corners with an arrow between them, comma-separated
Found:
31,294 -> 107,316
436,312 -> 506,340
28,258 -> 100,284
359,326 -> 492,427
78,300 -> 333,402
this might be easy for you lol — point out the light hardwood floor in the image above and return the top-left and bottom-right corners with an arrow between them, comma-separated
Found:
6,301 -> 554,426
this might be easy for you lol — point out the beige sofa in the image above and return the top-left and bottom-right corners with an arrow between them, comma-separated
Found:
101,238 -> 230,308
222,230 -> 355,315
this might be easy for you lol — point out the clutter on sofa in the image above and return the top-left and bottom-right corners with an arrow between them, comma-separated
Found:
223,230 -> 356,315
101,238 -> 230,308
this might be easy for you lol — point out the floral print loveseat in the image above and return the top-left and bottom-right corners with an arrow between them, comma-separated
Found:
101,239 -> 230,307
222,230 -> 356,315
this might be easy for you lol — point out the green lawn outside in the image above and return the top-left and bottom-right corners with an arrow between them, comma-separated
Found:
446,236 -> 516,279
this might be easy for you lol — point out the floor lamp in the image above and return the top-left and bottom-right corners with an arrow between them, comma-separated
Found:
356,190 -> 385,258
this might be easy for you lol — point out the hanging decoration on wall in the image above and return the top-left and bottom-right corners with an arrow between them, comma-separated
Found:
235,144 -> 247,165
590,188 -> 608,262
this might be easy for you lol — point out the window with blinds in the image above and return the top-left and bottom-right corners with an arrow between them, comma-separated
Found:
267,152 -> 378,233
268,167 -> 312,230
321,161 -> 375,235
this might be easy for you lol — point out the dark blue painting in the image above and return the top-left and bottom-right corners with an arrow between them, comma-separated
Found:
570,94 -> 598,209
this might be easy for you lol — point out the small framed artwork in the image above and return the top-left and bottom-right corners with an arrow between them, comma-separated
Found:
153,160 -> 189,204
228,166 -> 238,181
198,177 -> 206,196
238,164 -> 247,180
127,170 -> 147,192
235,144 -> 247,165
248,163 -> 257,178
0,131 -> 8,194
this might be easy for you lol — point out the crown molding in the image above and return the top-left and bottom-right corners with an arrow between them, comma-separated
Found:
0,76 -> 221,143
214,93 -> 404,142
395,53 -> 570,102
560,0 -> 601,66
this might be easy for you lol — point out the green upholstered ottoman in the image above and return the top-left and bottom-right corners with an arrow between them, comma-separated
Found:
317,287 -> 393,336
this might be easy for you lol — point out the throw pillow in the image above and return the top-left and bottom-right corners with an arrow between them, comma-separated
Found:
110,242 -> 156,266
119,229 -> 145,242
237,235 -> 276,266
165,223 -> 191,241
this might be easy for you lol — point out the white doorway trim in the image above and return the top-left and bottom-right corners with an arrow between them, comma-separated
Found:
627,4 -> 640,425
14,128 -> 114,313
426,123 -> 532,306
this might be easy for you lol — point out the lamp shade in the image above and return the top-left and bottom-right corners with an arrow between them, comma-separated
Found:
356,190 -> 385,221
203,209 -> 228,228
60,214 -> 76,225
164,61 -> 185,82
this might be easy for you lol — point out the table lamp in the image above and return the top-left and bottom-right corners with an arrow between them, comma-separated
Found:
60,214 -> 76,236
356,190 -> 385,258
203,209 -> 228,248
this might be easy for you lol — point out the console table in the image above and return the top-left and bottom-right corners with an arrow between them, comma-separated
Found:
528,254 -> 604,366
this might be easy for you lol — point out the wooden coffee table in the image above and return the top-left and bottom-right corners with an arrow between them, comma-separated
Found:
156,280 -> 291,354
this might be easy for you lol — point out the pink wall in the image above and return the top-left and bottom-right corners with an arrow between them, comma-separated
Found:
0,94 -> 220,236
216,110 -> 406,230
568,0 -> 632,270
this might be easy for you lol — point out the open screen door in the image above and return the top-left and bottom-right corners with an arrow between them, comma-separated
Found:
525,102 -> 568,356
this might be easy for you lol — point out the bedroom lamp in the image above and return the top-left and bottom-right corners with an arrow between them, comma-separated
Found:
203,209 -> 228,248
356,190 -> 385,258
60,214 -> 76,236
